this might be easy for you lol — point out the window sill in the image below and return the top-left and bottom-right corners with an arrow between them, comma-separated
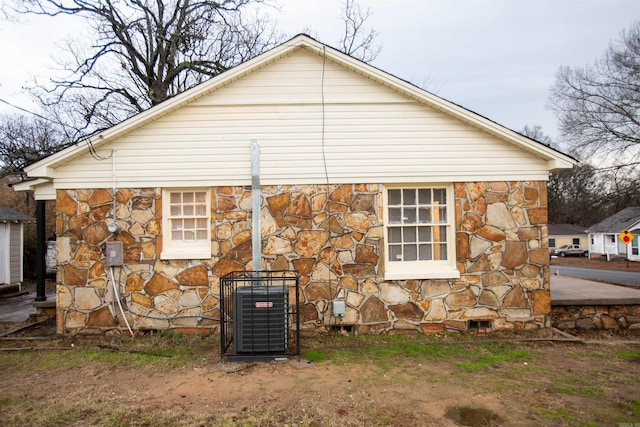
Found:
160,246 -> 210,260
384,263 -> 460,280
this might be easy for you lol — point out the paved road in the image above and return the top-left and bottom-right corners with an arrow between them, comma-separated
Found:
551,265 -> 640,287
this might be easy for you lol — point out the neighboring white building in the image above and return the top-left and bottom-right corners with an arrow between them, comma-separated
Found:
0,206 -> 35,287
587,207 -> 640,261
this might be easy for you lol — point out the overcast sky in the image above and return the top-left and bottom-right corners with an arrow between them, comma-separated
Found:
1,0 -> 639,144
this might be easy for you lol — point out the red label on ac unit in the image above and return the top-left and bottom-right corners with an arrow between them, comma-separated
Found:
255,301 -> 273,308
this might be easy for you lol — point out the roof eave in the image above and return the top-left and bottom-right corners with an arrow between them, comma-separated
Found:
24,34 -> 576,177
12,178 -> 49,192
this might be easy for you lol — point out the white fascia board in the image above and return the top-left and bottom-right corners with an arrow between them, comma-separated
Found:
12,178 -> 56,200
626,219 -> 640,232
547,157 -> 577,171
23,164 -> 55,179
12,178 -> 45,192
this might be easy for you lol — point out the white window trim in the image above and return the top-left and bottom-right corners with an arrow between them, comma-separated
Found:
161,188 -> 211,260
382,184 -> 460,280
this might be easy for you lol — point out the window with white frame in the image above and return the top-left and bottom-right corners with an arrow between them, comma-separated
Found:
161,189 -> 211,260
383,185 -> 459,280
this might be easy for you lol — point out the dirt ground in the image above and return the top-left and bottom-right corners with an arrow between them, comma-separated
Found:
1,259 -> 639,425
0,327 -> 639,426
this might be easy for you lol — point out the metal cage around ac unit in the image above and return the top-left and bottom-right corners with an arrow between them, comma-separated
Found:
220,270 -> 300,362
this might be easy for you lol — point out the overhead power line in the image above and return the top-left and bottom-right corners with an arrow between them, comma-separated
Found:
0,97 -> 59,124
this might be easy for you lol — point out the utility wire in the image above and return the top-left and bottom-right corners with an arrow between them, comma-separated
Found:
0,97 -> 60,125
0,97 -> 112,162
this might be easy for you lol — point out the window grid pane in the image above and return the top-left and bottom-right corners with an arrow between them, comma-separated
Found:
169,191 -> 209,242
388,187 -> 449,262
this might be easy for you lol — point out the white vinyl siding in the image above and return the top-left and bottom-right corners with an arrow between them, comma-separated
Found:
50,49 -> 551,190
161,189 -> 211,260
0,225 -> 6,284
0,223 -> 24,285
9,223 -> 22,283
588,233 -> 619,256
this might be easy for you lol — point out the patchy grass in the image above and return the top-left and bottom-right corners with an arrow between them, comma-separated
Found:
301,349 -> 328,362
612,349 -> 640,359
303,333 -> 531,372
0,333 -> 213,373
1,331 -> 639,426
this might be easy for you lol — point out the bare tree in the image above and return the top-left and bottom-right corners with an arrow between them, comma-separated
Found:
520,124 -> 554,148
337,0 -> 380,63
595,164 -> 640,214
524,123 -> 640,226
547,163 -> 605,225
0,114 -> 68,178
518,125 -> 599,225
549,22 -> 640,163
10,0 -> 283,135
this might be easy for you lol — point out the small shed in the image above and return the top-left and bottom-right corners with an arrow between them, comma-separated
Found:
0,205 -> 35,287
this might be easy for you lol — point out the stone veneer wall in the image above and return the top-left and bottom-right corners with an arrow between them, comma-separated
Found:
552,305 -> 640,330
54,181 -> 550,335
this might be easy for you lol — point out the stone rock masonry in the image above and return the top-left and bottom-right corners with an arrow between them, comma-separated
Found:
55,181 -> 550,335
552,305 -> 640,330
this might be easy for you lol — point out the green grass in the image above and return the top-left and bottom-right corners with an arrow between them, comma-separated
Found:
612,349 -> 640,359
551,375 -> 603,397
0,396 -> 96,427
302,349 -> 327,362
309,336 -> 470,369
552,385 -> 601,397
302,335 -> 532,372
456,346 -> 531,371
628,400 -> 640,413
0,333 -> 213,373
530,406 -> 605,427
530,407 -> 572,422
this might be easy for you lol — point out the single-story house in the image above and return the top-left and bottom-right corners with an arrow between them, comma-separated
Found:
548,224 -> 588,251
15,34 -> 575,335
587,207 -> 640,261
0,205 -> 35,288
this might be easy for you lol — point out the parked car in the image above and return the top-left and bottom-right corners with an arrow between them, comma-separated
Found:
551,244 -> 589,257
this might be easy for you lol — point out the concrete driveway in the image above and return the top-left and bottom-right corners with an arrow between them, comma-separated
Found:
550,274 -> 640,305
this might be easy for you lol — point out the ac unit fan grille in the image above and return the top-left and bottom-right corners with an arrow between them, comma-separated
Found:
234,287 -> 288,353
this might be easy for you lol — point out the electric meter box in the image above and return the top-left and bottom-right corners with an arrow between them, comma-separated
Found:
106,241 -> 124,266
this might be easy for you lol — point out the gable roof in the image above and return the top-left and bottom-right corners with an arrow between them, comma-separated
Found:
586,207 -> 640,233
548,224 -> 588,236
21,34 -> 575,184
0,205 -> 35,222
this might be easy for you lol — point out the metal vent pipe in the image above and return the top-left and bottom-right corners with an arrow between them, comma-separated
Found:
251,139 -> 261,273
